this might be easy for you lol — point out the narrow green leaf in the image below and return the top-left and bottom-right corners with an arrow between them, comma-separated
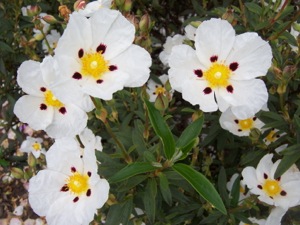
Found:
144,100 -> 175,159
158,173 -> 172,205
105,198 -> 133,225
245,2 -> 262,14
176,116 -> 204,154
109,162 -> 158,183
143,178 -> 157,224
217,167 -> 230,207
274,144 -> 300,178
172,163 -> 227,215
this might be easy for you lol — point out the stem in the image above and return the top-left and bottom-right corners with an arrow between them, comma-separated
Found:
76,135 -> 85,148
40,29 -> 53,55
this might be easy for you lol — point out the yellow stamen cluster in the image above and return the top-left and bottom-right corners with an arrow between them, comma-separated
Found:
44,90 -> 63,108
155,86 -> 166,95
66,172 -> 89,196
238,119 -> 254,131
32,142 -> 41,151
263,179 -> 281,197
81,52 -> 109,79
204,63 -> 231,88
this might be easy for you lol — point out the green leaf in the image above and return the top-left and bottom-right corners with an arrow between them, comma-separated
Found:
143,178 -> 157,224
105,198 -> 133,225
274,144 -> 300,178
176,116 -> 204,155
172,163 -> 227,215
144,100 -> 176,159
109,162 -> 159,183
158,173 -> 172,205
245,2 -> 262,14
217,167 -> 230,207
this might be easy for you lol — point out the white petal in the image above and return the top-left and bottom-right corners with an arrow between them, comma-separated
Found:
29,170 -> 66,216
168,45 -> 203,92
17,60 -> 46,97
82,70 -> 129,100
226,33 -> 272,80
214,90 -> 231,112
110,44 -> 151,87
219,109 -> 248,136
46,138 -> 83,174
45,104 -> 87,139
90,9 -> 135,60
55,12 -> 92,58
14,95 -> 53,131
195,18 -> 235,67
256,154 -> 274,183
182,79 -> 218,112
265,207 -> 287,225
241,167 -> 258,190
218,79 -> 268,119
275,180 -> 300,208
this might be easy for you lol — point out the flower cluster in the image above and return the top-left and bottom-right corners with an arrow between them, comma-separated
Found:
14,4 -> 151,225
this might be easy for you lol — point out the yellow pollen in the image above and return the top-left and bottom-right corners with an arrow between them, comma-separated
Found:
155,86 -> 166,95
66,172 -> 89,195
81,52 -> 109,79
240,185 -> 245,194
32,142 -> 41,151
265,130 -> 277,142
238,118 -> 254,130
44,90 -> 63,107
204,63 -> 231,88
263,179 -> 281,197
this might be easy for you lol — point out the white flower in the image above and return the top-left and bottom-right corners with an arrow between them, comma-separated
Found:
13,205 -> 24,216
239,217 -> 266,225
290,23 -> 299,53
79,0 -> 112,17
168,18 -> 272,119
42,29 -> 61,53
14,56 -> 93,139
9,218 -> 22,225
226,173 -> 250,202
146,74 -> 173,102
263,128 -> 285,146
54,8 -> 151,100
220,108 -> 264,136
242,153 -> 300,210
29,137 -> 109,225
265,207 -> 287,225
159,34 -> 185,66
20,136 -> 46,158
184,24 -> 197,41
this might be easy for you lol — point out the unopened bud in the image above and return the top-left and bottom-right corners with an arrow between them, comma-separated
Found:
59,5 -> 71,22
123,0 -> 132,12
26,5 -> 41,17
154,94 -> 168,111
249,128 -> 261,142
139,14 -> 151,33
74,0 -> 86,11
11,167 -> 24,179
24,167 -> 33,180
27,153 -> 36,167
222,7 -> 236,25
95,108 -> 107,123
126,14 -> 139,30
115,0 -> 125,8
277,83 -> 287,94
42,15 -> 58,24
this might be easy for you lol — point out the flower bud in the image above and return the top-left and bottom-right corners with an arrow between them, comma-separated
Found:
27,153 -> 37,167
139,14 -> 151,33
42,15 -> 58,24
74,0 -> 86,11
123,0 -> 132,12
59,5 -> 71,22
154,93 -> 169,111
222,7 -> 236,25
24,167 -> 33,180
11,167 -> 24,179
126,14 -> 139,30
26,5 -> 41,17
249,127 -> 261,142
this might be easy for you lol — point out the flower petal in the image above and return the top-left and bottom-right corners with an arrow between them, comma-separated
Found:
14,95 -> 53,131
110,44 -> 151,87
168,44 -> 203,92
265,207 -> 287,225
90,8 -> 135,60
182,79 -> 218,112
29,170 -> 66,216
226,32 -> 272,80
256,154 -> 274,183
195,18 -> 235,67
17,60 -> 46,97
218,79 -> 268,119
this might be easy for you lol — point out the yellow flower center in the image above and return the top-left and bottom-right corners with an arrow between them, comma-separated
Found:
67,172 -> 89,195
204,63 -> 231,88
32,142 -> 41,151
238,119 -> 254,130
240,185 -> 245,194
265,130 -> 277,142
44,90 -> 63,108
263,179 -> 281,197
155,86 -> 166,95
80,52 -> 109,79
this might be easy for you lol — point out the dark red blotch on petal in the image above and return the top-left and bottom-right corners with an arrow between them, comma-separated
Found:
87,171 -> 92,177
40,87 -> 46,92
72,72 -> 82,80
96,79 -> 103,84
78,49 -> 84,58
226,85 -> 234,93
203,87 -> 212,94
97,44 -> 106,54
73,197 -> 79,203
210,55 -> 218,62
86,189 -> 91,197
59,107 -> 67,115
109,65 -> 118,71
71,167 -> 76,173
60,185 -> 69,192
40,104 -> 47,110
194,69 -> 203,78
229,62 -> 239,71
